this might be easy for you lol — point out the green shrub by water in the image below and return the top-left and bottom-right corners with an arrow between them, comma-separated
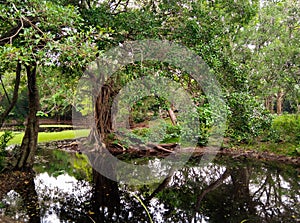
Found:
272,114 -> 300,143
226,93 -> 272,143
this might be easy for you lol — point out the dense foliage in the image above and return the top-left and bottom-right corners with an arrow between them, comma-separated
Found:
0,0 -> 299,168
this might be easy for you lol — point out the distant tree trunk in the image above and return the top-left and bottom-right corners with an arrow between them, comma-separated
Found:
264,95 -> 274,114
168,104 -> 177,126
17,63 -> 39,169
276,89 -> 284,115
0,62 -> 22,127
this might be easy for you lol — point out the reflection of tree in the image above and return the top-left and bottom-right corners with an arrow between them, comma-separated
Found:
195,168 -> 231,210
151,157 -> 299,223
251,166 -> 300,222
2,155 -> 298,223
34,148 -> 92,180
0,169 -> 40,223
90,168 -> 120,222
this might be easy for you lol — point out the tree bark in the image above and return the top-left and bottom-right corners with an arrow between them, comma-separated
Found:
168,103 -> 177,125
276,89 -> 284,115
94,84 -> 114,142
17,63 -> 39,169
0,62 -> 22,127
264,95 -> 274,114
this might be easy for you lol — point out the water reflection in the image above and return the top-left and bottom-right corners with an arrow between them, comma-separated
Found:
0,149 -> 299,223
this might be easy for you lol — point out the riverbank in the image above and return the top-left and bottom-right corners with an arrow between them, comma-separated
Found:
39,138 -> 300,166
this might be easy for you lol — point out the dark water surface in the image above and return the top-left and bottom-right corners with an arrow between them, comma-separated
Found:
0,148 -> 299,223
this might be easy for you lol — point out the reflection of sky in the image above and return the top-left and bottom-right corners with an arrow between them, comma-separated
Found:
1,158 -> 298,222
167,161 -> 298,222
34,173 -> 91,223
35,172 -> 91,195
169,163 -> 228,186
249,170 -> 299,219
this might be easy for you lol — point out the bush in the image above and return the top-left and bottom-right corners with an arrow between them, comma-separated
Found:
196,103 -> 214,146
0,131 -> 13,170
162,123 -> 181,143
131,121 -> 181,144
271,114 -> 300,144
226,93 -> 272,143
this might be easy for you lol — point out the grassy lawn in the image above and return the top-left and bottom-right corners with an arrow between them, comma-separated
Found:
1,129 -> 90,146
39,124 -> 73,128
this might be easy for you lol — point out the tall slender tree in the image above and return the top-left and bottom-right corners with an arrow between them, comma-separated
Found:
0,0 -> 98,168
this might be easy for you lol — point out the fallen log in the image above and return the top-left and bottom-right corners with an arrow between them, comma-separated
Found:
153,145 -> 175,154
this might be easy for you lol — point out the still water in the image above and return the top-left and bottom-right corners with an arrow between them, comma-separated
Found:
0,148 -> 299,223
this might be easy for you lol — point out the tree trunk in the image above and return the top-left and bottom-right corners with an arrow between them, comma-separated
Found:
276,89 -> 284,115
0,62 -> 22,127
264,95 -> 274,114
168,104 -> 177,126
17,63 -> 39,169
94,84 -> 114,143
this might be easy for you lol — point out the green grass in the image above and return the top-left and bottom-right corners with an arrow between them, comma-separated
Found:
234,141 -> 299,157
39,124 -> 73,128
0,129 -> 90,145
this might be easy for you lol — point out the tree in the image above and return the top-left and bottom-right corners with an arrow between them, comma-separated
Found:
75,0 -> 264,148
231,0 -> 300,114
0,0 -> 274,168
0,0 -> 98,168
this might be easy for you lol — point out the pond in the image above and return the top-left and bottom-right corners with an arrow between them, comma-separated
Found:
0,147 -> 299,223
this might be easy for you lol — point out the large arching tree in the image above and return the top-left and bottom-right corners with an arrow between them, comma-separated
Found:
0,0 -> 266,168
78,0 -> 263,148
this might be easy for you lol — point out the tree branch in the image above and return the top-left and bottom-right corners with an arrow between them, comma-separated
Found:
0,18 -> 24,45
0,62 -> 22,127
0,75 -> 11,104
195,168 -> 231,210
0,3 -> 42,46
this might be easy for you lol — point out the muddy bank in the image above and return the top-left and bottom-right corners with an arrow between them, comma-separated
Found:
38,139 -> 300,166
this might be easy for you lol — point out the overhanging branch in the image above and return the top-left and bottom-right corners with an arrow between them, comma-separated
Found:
0,62 -> 22,127
0,18 -> 24,45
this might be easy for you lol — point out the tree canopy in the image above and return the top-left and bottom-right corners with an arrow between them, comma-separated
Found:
0,0 -> 299,168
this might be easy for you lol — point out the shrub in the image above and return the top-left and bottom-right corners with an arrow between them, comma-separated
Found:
226,93 -> 272,143
272,114 -> 300,144
0,131 -> 13,170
